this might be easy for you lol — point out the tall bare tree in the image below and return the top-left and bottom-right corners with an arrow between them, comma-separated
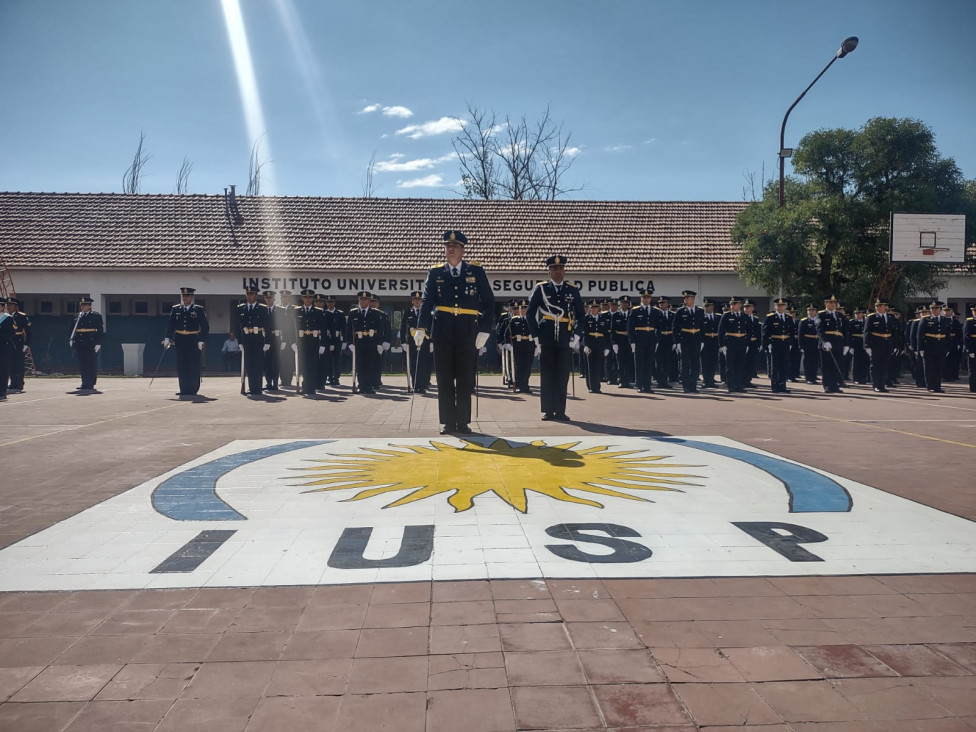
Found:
175,156 -> 194,194
246,136 -> 270,196
122,130 -> 151,194
362,151 -> 378,198
451,104 -> 581,200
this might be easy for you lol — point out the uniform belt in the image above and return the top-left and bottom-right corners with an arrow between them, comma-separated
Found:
924,333 -> 946,339
724,332 -> 746,337
659,330 -> 672,335
634,326 -> 655,332
824,331 -> 843,336
871,333 -> 891,338
512,335 -> 532,341
542,314 -> 571,323
704,332 -> 718,337
298,330 -> 320,337
770,335 -> 790,340
354,330 -> 376,338
272,329 -> 282,337
614,330 -> 628,335
241,327 -> 264,335
409,328 -> 425,337
75,328 -> 98,333
436,305 -> 480,316
175,330 -> 199,335
680,328 -> 700,334
586,332 -> 605,337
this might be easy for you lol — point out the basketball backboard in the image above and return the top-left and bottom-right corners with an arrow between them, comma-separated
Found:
890,212 -> 966,264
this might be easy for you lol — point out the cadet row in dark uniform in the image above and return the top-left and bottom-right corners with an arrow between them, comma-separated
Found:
0,296 -> 32,400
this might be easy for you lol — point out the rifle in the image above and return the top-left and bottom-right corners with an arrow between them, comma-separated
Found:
240,344 -> 246,395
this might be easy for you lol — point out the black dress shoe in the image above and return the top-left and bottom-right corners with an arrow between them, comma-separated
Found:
874,387 -> 888,392
554,413 -> 570,422
541,413 -> 556,421
455,424 -> 473,434
440,424 -> 455,435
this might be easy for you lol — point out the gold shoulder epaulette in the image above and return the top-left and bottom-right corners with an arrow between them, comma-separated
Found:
536,281 -> 546,287
468,260 -> 482,267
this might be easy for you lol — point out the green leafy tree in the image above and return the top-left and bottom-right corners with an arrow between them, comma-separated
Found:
733,117 -> 971,309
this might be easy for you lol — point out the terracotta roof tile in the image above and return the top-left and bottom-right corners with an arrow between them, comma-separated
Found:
0,193 -> 748,273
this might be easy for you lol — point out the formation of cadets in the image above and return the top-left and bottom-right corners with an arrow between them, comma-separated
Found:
4,233 -> 975,405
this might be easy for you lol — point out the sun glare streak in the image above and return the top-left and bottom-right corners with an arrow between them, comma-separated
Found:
220,0 -> 276,193
273,0 -> 346,160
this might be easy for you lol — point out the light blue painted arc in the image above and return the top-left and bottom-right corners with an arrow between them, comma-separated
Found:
656,438 -> 852,513
151,440 -> 331,521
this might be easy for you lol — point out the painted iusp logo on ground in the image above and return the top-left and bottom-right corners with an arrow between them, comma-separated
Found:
1,436 -> 973,590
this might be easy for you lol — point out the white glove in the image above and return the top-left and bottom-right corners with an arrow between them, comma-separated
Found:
478,346 -> 486,355
341,342 -> 347,351
329,345 -> 335,351
348,344 -> 355,353
94,345 -> 101,353
382,342 -> 390,352
533,337 -> 540,346
429,343 -> 434,353
700,343 -> 704,351
584,346 -> 592,355
823,341 -> 833,352
263,344 -> 270,352
280,342 -> 286,350
376,344 -> 383,355
843,346 -> 851,356
503,343 -> 513,351
319,346 -> 326,355
163,338 -> 171,349
918,351 -> 924,357
674,344 -> 681,355
413,330 -> 425,347
475,332 -> 490,349
720,346 -> 727,355
69,339 -> 74,347
612,344 -> 619,354
569,335 -> 580,351
197,342 -> 204,351
291,343 -> 298,353
603,349 -> 610,357
865,348 -> 872,357
969,352 -> 975,359
534,345 -> 541,357
630,343 -> 636,353
22,345 -> 28,353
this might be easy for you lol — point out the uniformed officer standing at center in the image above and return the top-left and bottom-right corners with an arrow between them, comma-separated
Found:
762,297 -> 794,393
674,289 -> 705,393
164,287 -> 209,397
817,294 -> 848,393
863,298 -> 896,392
915,299 -> 953,393
628,287 -> 660,394
237,286 -> 271,396
262,290 -> 283,390
293,289 -> 325,395
417,231 -> 494,435
582,299 -> 610,393
718,296 -> 749,393
527,254 -> 585,421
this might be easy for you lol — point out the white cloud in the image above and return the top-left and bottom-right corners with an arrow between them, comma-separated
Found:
642,138 -> 657,145
359,103 -> 414,118
564,146 -> 582,157
397,174 -> 444,188
382,105 -> 413,118
395,117 -> 464,139
605,144 -> 632,152
374,153 -> 454,173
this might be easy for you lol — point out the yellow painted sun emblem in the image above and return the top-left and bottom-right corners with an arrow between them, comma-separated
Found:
297,438 -> 700,513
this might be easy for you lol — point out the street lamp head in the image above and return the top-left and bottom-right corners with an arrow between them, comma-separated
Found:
837,36 -> 859,58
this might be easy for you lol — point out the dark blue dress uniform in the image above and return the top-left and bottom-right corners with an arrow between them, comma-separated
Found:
263,292 -> 284,390
915,301 -> 954,393
611,297 -> 633,388
495,303 -> 513,386
419,234 -> 495,432
72,297 -> 105,391
599,302 -> 616,384
582,302 -> 610,393
294,293 -> 325,395
817,299 -> 847,393
908,308 -> 927,387
863,304 -> 897,392
849,312 -> 869,384
674,291 -> 705,393
324,300 -> 346,386
946,313 -> 963,382
743,301 -> 762,383
7,300 -> 31,392
373,300 -> 392,389
237,292 -> 270,396
701,302 -> 720,388
654,299 -> 677,388
762,302 -> 795,393
277,291 -> 297,387
0,300 -> 15,399
718,299 -> 749,392
508,302 -> 535,394
164,288 -> 209,396
400,296 -> 432,392
797,310 -> 820,383
345,295 -> 384,394
527,260 -> 585,420
964,304 -> 976,393
628,296 -> 661,394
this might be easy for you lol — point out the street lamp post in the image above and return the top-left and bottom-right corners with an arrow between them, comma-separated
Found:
778,36 -> 859,208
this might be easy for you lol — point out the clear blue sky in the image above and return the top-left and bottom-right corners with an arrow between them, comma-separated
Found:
2,0 -> 973,201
